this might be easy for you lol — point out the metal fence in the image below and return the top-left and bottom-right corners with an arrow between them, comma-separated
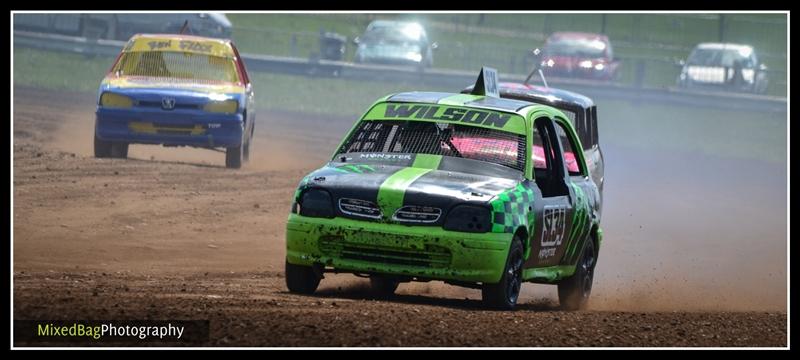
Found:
13,29 -> 787,114
227,13 -> 787,97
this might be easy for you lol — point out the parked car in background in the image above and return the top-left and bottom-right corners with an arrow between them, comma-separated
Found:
353,20 -> 437,68
676,43 -> 769,94
14,13 -> 232,41
539,32 -> 619,81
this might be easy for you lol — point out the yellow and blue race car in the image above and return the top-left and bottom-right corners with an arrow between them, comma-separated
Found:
94,33 -> 255,168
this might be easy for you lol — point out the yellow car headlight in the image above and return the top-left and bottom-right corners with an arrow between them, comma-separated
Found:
203,100 -> 238,114
100,92 -> 133,108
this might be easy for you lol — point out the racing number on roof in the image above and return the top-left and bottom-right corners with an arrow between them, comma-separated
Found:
485,70 -> 498,96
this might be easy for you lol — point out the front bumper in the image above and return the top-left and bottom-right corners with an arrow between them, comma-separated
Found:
95,108 -> 244,148
286,214 -> 512,284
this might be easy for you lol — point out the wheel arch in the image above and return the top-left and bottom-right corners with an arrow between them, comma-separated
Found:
514,226 -> 530,260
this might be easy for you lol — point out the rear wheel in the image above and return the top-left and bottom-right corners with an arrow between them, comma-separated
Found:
369,276 -> 399,298
285,260 -> 321,294
558,239 -> 596,311
482,237 -> 524,310
225,144 -> 243,169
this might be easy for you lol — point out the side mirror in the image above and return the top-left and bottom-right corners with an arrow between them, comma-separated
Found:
352,36 -> 360,45
759,63 -> 768,71
430,42 -> 438,50
675,58 -> 686,68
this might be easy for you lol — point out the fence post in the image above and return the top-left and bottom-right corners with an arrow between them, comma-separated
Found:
719,14 -> 726,42
543,13 -> 552,35
634,59 -> 646,89
600,14 -> 607,34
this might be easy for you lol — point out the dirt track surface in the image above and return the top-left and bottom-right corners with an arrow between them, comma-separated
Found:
12,86 -> 787,347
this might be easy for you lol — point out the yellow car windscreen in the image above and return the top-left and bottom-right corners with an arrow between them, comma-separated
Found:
112,51 -> 240,84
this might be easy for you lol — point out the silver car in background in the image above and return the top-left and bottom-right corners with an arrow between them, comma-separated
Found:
677,42 -> 769,94
353,20 -> 437,68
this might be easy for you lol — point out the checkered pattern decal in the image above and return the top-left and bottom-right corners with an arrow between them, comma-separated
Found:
490,182 -> 536,233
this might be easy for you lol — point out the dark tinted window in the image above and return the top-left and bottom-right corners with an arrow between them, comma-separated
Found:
339,120 -> 527,172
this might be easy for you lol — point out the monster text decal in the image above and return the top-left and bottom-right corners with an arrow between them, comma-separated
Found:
539,205 -> 567,259
358,153 -> 412,161
383,104 -> 511,128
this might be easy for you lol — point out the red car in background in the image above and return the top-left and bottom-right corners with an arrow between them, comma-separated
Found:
539,32 -> 620,81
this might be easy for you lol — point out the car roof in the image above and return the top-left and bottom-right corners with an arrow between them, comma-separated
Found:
548,32 -> 608,41
129,33 -> 232,43
461,82 -> 595,109
695,42 -> 754,52
369,19 -> 421,27
124,34 -> 236,58
385,91 -> 539,114
367,91 -> 574,137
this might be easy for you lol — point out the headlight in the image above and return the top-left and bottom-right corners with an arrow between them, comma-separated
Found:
443,205 -> 491,233
299,189 -> 334,218
406,52 -> 423,62
594,63 -> 605,71
203,100 -> 238,114
100,92 -> 133,108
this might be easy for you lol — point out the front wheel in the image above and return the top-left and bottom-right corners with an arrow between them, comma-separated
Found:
94,134 -> 112,158
225,143 -> 243,169
482,237 -> 524,310
369,276 -> 399,298
110,142 -> 128,159
285,260 -> 321,294
558,239 -> 596,311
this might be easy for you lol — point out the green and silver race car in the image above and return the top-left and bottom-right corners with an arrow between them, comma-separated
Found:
285,68 -> 603,310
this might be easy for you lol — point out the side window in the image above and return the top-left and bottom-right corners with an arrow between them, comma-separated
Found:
230,44 -> 250,85
531,121 -> 548,171
554,121 -> 584,177
581,109 -> 592,150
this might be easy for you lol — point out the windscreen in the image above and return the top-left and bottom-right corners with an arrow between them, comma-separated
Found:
112,51 -> 240,83
545,38 -> 607,57
688,48 -> 753,68
363,23 -> 424,45
337,120 -> 526,172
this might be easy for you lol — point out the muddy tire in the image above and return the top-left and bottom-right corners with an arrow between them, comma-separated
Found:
558,239 -> 596,311
482,237 -> 524,310
285,260 -> 320,294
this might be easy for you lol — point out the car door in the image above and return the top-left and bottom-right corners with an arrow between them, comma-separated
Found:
552,119 -> 598,267
525,116 -> 575,268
